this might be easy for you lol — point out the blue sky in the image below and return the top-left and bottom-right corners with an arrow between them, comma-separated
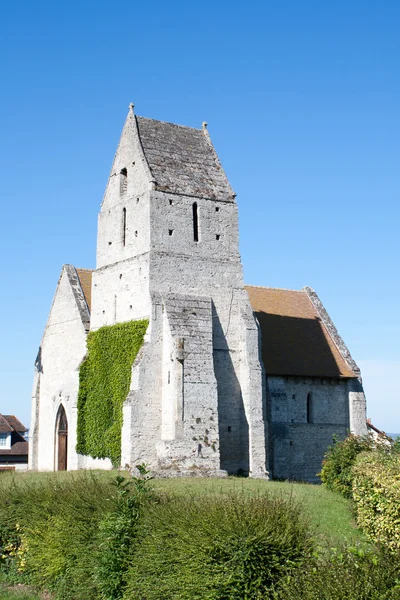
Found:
1,0 -> 399,432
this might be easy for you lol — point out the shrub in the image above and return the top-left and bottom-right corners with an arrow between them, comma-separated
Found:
124,492 -> 312,600
95,466 -> 155,600
275,545 -> 400,600
0,473 -> 120,598
352,451 -> 400,551
319,434 -> 376,498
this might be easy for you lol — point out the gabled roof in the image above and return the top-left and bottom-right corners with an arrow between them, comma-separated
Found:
3,415 -> 27,433
0,415 -> 13,433
0,441 -> 28,456
245,285 -> 358,378
136,116 -> 235,201
0,415 -> 29,456
63,265 -> 91,331
76,268 -> 92,313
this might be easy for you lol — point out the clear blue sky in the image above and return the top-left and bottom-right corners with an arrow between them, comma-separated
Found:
1,0 -> 399,432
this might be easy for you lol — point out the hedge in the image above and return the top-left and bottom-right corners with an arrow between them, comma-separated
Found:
352,451 -> 400,551
76,319 -> 148,466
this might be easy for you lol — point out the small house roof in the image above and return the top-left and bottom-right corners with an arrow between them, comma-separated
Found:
0,415 -> 14,433
3,415 -> 28,433
0,441 -> 28,456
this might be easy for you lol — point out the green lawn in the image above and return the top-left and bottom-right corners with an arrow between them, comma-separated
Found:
153,476 -> 365,547
0,470 -> 365,547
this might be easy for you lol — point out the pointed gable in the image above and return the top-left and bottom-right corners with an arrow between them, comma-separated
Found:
245,285 -> 357,378
136,116 -> 235,201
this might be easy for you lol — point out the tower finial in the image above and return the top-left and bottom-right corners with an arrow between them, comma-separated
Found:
129,102 -> 135,114
202,121 -> 208,131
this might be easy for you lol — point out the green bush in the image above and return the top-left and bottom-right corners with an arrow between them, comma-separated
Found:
352,451 -> 400,552
319,434 -> 376,498
275,545 -> 400,600
1,473 -> 115,599
0,470 -> 156,600
95,467 -> 155,600
124,492 -> 313,600
76,319 -> 148,465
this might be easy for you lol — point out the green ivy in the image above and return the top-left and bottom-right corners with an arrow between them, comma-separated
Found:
76,319 -> 148,466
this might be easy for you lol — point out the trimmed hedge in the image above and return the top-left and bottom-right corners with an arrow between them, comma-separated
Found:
76,319 -> 148,465
352,451 -> 400,552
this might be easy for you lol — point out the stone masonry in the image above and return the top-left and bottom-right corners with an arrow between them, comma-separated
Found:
29,106 -> 367,480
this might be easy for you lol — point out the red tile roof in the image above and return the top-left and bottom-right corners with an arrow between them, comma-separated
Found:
76,269 -> 92,312
245,286 -> 356,378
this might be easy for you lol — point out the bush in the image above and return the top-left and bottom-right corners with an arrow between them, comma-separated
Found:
0,471 -> 155,600
124,492 -> 312,600
95,467 -> 155,600
319,434 -> 376,498
275,545 -> 400,600
352,452 -> 400,552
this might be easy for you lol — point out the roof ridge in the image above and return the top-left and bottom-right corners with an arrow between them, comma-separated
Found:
75,267 -> 93,273
245,284 -> 305,293
136,115 -> 202,132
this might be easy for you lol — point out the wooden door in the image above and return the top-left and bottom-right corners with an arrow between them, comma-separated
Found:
56,405 -> 68,471
58,432 -> 68,471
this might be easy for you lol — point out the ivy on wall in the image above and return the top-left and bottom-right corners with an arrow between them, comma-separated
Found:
76,319 -> 148,466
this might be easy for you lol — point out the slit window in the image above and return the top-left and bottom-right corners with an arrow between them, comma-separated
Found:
193,202 -> 199,242
122,208 -> 126,246
120,168 -> 127,195
307,392 -> 313,423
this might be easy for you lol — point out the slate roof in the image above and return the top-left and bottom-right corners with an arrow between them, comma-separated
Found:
76,268 -> 92,313
245,286 -> 356,378
136,116 -> 235,201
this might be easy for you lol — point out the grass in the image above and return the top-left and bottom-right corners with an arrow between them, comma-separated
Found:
0,470 -> 365,547
153,477 -> 365,547
0,590 -> 43,600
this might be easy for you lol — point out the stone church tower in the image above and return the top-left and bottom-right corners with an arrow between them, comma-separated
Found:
91,104 -> 267,476
29,106 -> 367,480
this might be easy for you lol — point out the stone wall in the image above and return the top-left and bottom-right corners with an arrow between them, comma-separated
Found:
29,267 -> 111,472
267,376 -> 350,482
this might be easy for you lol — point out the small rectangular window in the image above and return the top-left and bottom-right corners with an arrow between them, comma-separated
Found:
0,434 -> 7,447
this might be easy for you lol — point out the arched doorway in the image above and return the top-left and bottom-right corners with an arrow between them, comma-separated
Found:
56,404 -> 68,471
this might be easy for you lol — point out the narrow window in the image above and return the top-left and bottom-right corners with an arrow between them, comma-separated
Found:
307,392 -> 313,423
122,208 -> 126,246
169,229 -> 174,236
120,168 -> 127,195
216,234 -> 220,240
193,202 -> 199,242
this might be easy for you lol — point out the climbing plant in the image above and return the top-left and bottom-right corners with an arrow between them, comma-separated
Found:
76,319 -> 148,466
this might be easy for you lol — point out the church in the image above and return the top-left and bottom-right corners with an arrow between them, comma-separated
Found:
29,105 -> 367,481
